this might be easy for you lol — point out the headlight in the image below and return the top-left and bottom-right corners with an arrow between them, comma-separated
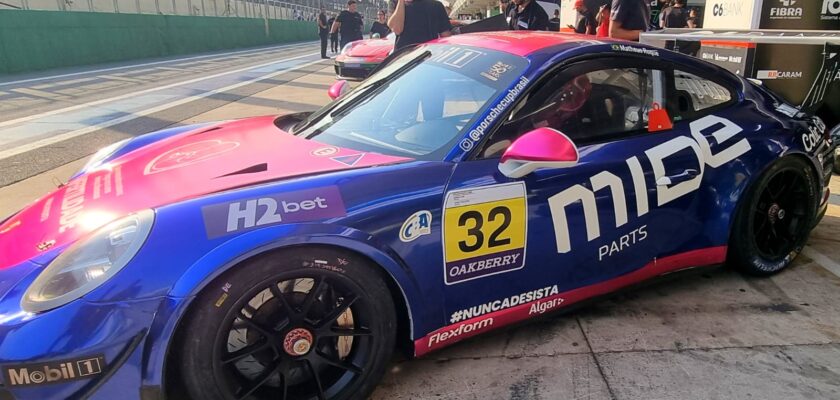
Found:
21,210 -> 155,313
80,138 -> 130,173
341,43 -> 354,55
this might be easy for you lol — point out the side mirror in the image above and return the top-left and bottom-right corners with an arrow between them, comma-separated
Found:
372,33 -> 381,39
328,80 -> 349,100
498,128 -> 579,178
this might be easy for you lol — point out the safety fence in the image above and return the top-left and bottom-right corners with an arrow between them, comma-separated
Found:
0,0 -> 385,22
0,9 -> 322,74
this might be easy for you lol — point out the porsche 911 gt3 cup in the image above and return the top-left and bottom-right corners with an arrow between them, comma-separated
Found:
0,32 -> 832,400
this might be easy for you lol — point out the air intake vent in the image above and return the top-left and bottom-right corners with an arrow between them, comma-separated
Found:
191,126 -> 223,136
217,163 -> 268,178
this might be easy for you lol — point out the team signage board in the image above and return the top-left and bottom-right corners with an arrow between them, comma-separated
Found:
702,0 -> 759,29
760,0 -> 840,30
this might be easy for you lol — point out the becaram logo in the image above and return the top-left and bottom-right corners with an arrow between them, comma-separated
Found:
548,115 -> 750,254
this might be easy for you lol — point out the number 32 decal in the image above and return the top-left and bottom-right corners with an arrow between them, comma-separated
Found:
442,182 -> 527,285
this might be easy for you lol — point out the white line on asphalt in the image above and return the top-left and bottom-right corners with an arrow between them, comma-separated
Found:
0,42 -> 317,88
0,50 -> 320,158
0,56 -> 325,160
802,246 -> 840,279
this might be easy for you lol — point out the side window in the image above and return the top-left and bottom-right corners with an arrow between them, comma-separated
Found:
480,66 -> 669,158
672,69 -> 732,120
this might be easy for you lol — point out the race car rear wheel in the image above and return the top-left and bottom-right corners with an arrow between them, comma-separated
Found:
177,248 -> 396,400
729,157 -> 818,276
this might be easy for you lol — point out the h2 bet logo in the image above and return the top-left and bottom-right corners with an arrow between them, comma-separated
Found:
548,115 -> 750,254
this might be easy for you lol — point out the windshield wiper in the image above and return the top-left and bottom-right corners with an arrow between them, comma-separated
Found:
293,50 -> 430,136
328,50 -> 432,119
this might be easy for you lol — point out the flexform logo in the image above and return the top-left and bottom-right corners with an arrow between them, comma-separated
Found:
3,356 -> 104,387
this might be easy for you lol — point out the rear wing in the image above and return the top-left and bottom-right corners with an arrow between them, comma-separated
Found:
641,29 -> 840,123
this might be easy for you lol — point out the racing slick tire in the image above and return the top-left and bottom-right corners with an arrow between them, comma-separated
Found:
176,247 -> 397,400
729,157 -> 819,276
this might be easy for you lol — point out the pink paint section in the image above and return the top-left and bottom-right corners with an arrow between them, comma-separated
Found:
414,246 -> 728,357
500,128 -> 579,163
0,116 -> 410,270
431,31 -> 606,57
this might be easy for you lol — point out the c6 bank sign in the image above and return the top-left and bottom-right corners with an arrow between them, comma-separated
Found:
704,1 -> 757,29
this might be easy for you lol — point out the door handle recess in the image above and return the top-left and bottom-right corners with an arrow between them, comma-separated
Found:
656,169 -> 699,186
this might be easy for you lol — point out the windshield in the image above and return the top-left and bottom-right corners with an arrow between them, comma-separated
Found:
293,45 -> 528,160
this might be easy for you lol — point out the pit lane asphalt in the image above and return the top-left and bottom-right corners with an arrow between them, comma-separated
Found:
2,48 -> 840,400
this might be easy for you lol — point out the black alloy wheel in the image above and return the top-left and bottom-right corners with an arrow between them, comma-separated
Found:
178,248 -> 396,400
730,157 -> 818,276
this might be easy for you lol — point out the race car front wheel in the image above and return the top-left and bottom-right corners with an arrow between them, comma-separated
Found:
729,157 -> 818,276
177,247 -> 397,400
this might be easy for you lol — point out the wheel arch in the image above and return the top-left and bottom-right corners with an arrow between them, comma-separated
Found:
144,224 -> 420,394
725,150 -> 821,251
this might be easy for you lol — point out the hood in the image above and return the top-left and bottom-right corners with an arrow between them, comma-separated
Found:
347,38 -> 394,58
0,116 -> 410,269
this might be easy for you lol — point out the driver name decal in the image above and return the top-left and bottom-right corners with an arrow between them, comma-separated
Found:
442,182 -> 527,284
202,187 -> 346,238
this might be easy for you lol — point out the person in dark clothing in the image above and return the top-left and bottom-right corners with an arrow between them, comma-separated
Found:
318,7 -> 330,59
661,0 -> 687,28
499,0 -> 516,24
508,0 -> 549,31
332,1 -> 364,49
389,0 -> 452,51
328,14 -> 339,53
568,0 -> 596,34
370,10 -> 391,38
549,9 -> 560,31
609,0 -> 650,41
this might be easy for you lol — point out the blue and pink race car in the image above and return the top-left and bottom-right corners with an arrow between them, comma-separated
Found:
0,32 -> 833,400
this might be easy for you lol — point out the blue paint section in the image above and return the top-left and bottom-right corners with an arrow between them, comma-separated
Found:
0,36 -> 829,399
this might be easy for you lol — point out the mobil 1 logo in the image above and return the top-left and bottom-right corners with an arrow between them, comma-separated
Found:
3,355 -> 105,387
202,187 -> 346,239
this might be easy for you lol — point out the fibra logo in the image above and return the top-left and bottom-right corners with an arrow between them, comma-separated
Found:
770,0 -> 802,18
399,210 -> 432,242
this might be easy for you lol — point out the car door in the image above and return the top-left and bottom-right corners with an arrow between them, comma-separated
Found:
439,57 -> 709,327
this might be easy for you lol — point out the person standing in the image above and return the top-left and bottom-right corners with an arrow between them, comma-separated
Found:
609,0 -> 650,41
328,13 -> 339,53
389,0 -> 452,51
318,7 -> 330,59
568,0 -> 596,34
332,0 -> 364,49
370,10 -> 391,38
508,0 -> 549,31
596,3 -> 611,37
661,0 -> 688,28
549,9 -> 561,31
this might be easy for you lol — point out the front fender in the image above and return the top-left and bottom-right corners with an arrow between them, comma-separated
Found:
141,223 -> 421,388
